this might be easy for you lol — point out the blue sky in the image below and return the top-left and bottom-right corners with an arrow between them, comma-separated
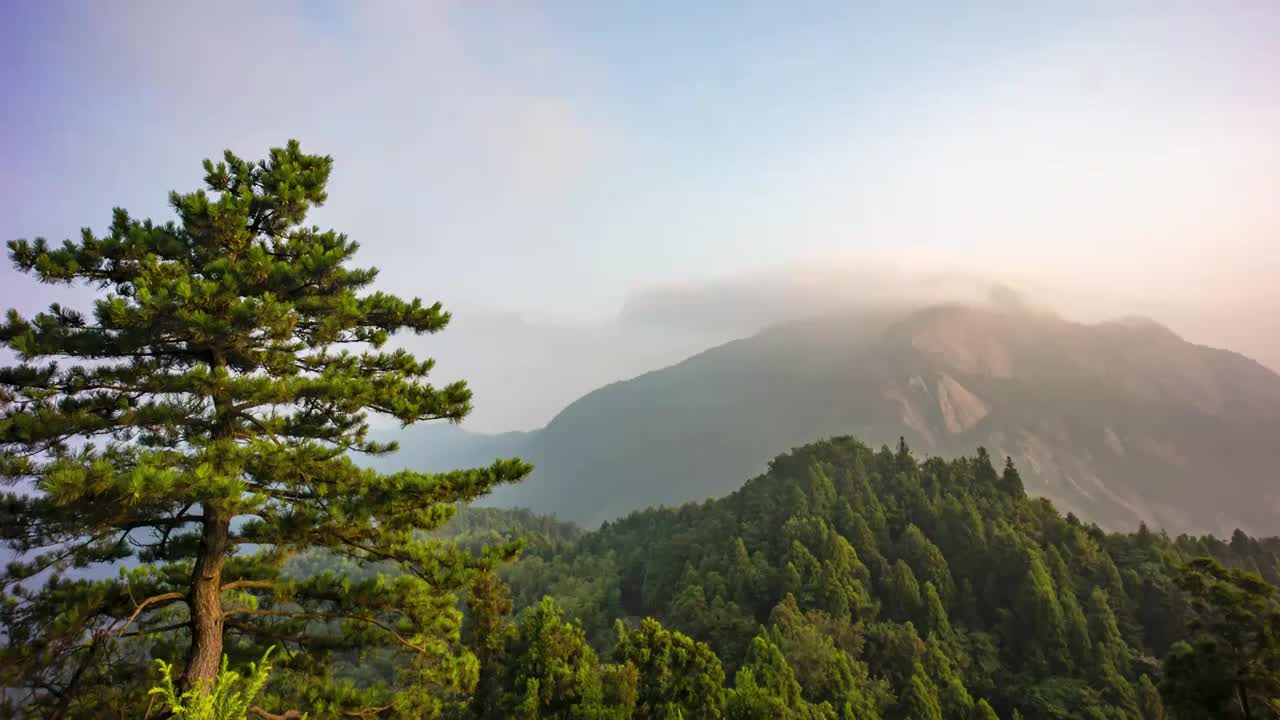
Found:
3,1 -> 1279,429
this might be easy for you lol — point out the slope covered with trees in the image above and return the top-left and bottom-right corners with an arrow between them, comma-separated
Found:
457,437 -> 1280,719
389,306 -> 1280,536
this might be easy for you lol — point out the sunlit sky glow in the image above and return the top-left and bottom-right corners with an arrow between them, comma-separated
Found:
3,1 -> 1278,429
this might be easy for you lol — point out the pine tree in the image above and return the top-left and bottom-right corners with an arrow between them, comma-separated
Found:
885,560 -> 923,622
897,662 -> 943,720
765,594 -> 881,712
1086,588 -> 1132,677
974,699 -> 1001,720
1085,589 -> 1139,717
1015,549 -> 1069,674
922,582 -> 957,652
467,570 -> 516,717
492,597 -> 606,719
806,466 -> 838,518
0,141 -> 530,717
922,636 -> 973,720
730,537 -> 760,604
899,524 -> 955,602
1136,674 -> 1165,720
615,618 -> 727,720
999,456 -> 1024,498
840,505 -> 887,582
741,635 -> 805,709
1162,557 -> 1280,719
1047,546 -> 1091,670
972,448 -> 999,488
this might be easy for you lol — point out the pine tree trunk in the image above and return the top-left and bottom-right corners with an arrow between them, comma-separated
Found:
184,509 -> 230,688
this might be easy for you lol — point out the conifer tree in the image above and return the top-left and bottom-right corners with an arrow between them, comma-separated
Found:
885,559 -> 924,622
999,456 -> 1024,498
1136,674 -> 1165,720
898,662 -> 943,720
899,524 -> 954,602
1086,589 -> 1132,677
1047,546 -> 1091,670
615,618 -> 727,720
1162,557 -> 1280,719
0,141 -> 530,717
922,582 -> 957,652
467,570 -> 517,717
492,597 -> 605,719
1014,549 -> 1070,675
739,635 -> 805,710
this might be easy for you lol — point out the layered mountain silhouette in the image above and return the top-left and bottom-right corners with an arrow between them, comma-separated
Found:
379,303 -> 1280,536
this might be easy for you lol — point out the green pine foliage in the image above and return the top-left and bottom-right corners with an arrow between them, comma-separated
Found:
0,141 -> 529,718
1160,557 -> 1280,718
614,617 -> 728,719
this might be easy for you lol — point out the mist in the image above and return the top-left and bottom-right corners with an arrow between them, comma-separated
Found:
421,252 -> 1280,432
4,1 -> 1278,430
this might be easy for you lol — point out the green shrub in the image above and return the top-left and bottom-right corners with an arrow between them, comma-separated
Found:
149,647 -> 293,720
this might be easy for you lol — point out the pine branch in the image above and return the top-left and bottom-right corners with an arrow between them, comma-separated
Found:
248,706 -> 305,720
343,705 -> 392,718
222,608 -> 426,653
220,579 -> 276,591
120,620 -> 189,638
116,591 -> 186,635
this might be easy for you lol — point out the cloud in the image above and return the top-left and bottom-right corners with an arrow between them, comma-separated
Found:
391,303 -> 729,432
1,1 -> 614,324
617,252 -> 1280,375
5,1 -> 1277,432
65,1 -> 605,199
618,254 -> 991,334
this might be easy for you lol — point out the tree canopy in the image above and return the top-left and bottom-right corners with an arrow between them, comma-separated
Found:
0,140 -> 529,718
452,438 -> 1280,720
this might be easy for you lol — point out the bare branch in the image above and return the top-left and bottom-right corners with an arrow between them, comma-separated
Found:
117,592 -> 186,636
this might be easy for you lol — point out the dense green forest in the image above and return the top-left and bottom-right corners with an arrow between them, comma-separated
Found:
290,437 -> 1280,719
2,141 -> 1278,719
435,437 -> 1280,719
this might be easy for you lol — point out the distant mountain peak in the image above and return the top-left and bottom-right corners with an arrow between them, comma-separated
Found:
1102,315 -> 1182,339
390,302 -> 1280,536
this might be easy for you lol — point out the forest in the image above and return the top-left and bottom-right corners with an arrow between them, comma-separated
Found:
1,142 -> 1278,719
438,438 -> 1280,719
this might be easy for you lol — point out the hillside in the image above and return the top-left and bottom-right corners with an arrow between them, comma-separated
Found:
384,304 -> 1280,535
447,437 -> 1280,719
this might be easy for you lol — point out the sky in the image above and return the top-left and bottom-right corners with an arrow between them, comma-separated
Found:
2,1 -> 1279,431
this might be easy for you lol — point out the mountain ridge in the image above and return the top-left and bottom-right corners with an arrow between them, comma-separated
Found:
380,302 -> 1280,535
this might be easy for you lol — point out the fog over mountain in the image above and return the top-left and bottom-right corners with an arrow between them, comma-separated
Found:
375,268 -> 1280,537
405,255 -> 1280,434
7,3 -> 1278,436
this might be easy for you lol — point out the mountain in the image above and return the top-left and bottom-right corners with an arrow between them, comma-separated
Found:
382,303 -> 1280,535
